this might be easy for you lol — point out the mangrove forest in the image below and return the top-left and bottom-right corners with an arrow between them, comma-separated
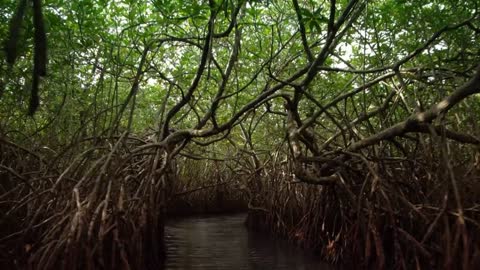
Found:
1,0 -> 480,269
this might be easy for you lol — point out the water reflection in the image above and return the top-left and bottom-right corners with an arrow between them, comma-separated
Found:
164,214 -> 332,270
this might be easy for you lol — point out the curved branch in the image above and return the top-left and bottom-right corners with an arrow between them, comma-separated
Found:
292,0 -> 314,62
348,65 -> 480,151
161,7 -> 216,139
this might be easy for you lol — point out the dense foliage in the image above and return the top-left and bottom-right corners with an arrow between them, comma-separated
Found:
1,0 -> 479,269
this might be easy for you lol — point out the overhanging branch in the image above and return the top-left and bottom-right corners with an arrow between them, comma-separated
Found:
348,65 -> 480,151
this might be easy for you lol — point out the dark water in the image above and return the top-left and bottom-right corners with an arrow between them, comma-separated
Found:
164,213 -> 333,270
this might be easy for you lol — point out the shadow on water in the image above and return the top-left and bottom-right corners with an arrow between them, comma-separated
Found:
164,213 -> 333,270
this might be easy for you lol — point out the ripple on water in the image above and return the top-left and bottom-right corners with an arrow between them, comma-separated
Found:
164,214 -> 333,270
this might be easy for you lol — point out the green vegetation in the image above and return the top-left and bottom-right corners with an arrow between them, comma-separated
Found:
1,0 -> 479,269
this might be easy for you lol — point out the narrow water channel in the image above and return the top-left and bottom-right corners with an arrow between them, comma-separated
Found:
164,213 -> 333,270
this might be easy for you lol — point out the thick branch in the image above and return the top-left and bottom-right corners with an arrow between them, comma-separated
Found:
292,0 -> 314,62
348,65 -> 480,151
213,0 -> 245,38
293,167 -> 339,185
197,10 -> 242,129
161,7 -> 216,139
408,124 -> 480,145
